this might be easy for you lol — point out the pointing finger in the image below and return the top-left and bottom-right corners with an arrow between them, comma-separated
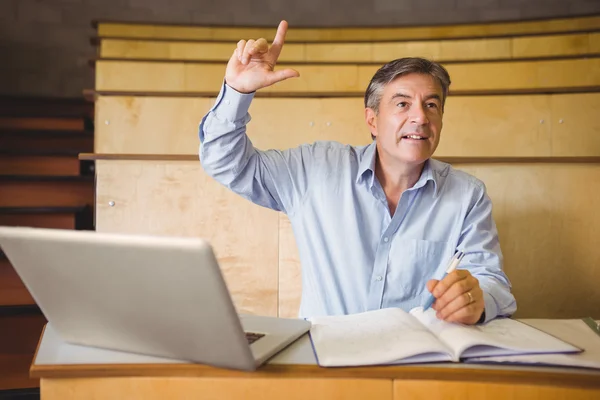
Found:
270,20 -> 289,59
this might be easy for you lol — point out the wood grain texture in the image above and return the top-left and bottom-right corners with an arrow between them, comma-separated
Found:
95,15 -> 600,41
99,33 -> 600,63
94,58 -> 600,94
395,380 -> 600,400
94,160 -> 280,316
31,361 -> 600,385
550,93 -> 600,157
41,377 -> 392,400
0,154 -> 81,176
456,163 -> 600,319
0,258 -> 35,305
94,94 -> 600,157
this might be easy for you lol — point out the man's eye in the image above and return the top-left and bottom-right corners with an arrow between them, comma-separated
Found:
427,103 -> 438,108
397,102 -> 408,108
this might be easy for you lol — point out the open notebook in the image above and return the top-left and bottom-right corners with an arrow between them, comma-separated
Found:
308,307 -> 581,367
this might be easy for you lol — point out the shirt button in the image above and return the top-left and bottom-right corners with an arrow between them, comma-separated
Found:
383,237 -> 389,243
375,275 -> 383,281
224,99 -> 231,105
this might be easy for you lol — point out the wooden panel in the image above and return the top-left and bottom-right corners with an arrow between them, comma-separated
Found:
42,377 -> 392,400
550,93 -> 600,157
94,160 -> 279,316
0,154 -> 81,176
512,33 -> 591,58
0,179 -> 94,207
438,38 -> 512,61
0,314 -> 46,390
456,164 -> 600,319
303,43 -> 372,62
0,258 -> 35,306
372,41 -> 441,62
0,212 -> 76,229
438,58 -> 600,92
94,96 -> 371,154
0,354 -> 39,390
0,132 -> 93,153
0,117 -> 84,131
439,95 -> 552,157
395,380 -> 600,400
96,15 -> 600,41
95,58 -> 600,94
94,94 -> 574,157
278,214 -> 302,318
100,39 -> 306,62
95,96 -> 213,153
99,33 -> 598,63
590,32 -> 600,53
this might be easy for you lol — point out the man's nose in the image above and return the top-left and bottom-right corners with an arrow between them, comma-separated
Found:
410,105 -> 429,125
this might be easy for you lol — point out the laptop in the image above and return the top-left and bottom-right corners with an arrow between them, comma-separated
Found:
0,226 -> 310,371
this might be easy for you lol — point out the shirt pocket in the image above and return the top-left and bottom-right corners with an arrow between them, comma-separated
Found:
387,239 -> 450,300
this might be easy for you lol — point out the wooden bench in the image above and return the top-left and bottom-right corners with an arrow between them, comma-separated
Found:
95,31 -> 600,63
93,57 -> 600,95
0,98 -> 95,396
92,93 -> 600,157
93,15 -> 600,41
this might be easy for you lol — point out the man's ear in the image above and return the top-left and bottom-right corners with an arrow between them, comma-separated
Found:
365,107 -> 377,138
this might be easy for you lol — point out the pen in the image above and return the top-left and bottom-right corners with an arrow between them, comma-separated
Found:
423,250 -> 465,311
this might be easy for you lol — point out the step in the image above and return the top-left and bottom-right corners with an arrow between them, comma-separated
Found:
0,96 -> 93,118
0,130 -> 94,153
0,253 -> 35,306
0,176 -> 95,207
0,206 -> 94,230
0,308 -> 46,390
0,151 -> 89,176
0,116 -> 86,132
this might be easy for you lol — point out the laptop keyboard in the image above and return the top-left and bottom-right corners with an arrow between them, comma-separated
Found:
245,332 -> 265,344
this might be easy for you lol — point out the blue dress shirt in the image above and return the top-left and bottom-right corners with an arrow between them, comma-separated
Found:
199,83 -> 517,323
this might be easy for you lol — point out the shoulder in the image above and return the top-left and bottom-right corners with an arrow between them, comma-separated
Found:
291,140 -> 366,163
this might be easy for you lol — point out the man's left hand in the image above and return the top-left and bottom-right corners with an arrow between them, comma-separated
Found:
426,270 -> 485,325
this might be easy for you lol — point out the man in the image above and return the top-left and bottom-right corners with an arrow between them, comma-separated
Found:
199,20 -> 517,325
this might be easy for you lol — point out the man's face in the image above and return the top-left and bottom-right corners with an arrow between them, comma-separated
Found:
365,73 -> 444,169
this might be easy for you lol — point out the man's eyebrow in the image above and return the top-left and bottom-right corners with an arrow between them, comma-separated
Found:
390,93 -> 411,101
389,93 -> 442,102
424,94 -> 442,102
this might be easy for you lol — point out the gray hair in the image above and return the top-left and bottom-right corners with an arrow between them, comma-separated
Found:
364,57 -> 451,115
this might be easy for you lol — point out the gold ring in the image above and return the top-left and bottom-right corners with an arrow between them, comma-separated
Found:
466,291 -> 474,304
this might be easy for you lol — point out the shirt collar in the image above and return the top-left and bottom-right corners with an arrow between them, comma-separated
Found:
356,141 -> 439,196
356,141 -> 378,186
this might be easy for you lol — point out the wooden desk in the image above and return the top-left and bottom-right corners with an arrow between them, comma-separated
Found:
31,323 -> 600,400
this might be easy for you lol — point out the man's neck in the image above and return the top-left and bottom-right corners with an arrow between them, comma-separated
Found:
375,155 -> 425,196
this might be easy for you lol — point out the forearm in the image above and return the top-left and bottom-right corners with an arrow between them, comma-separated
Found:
198,83 -> 304,213
199,83 -> 257,186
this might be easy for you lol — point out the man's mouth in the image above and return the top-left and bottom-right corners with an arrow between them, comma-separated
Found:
401,134 -> 428,140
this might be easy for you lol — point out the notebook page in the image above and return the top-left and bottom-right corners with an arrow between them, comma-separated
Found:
409,307 -> 580,359
309,308 -> 454,367
466,319 -> 600,369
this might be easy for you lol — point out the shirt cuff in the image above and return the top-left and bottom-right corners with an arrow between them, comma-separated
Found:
481,290 -> 499,324
212,82 -> 255,123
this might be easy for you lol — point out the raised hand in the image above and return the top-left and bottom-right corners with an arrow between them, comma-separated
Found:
225,20 -> 300,94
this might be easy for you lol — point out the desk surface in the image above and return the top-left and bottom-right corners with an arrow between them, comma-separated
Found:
30,320 -> 600,389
